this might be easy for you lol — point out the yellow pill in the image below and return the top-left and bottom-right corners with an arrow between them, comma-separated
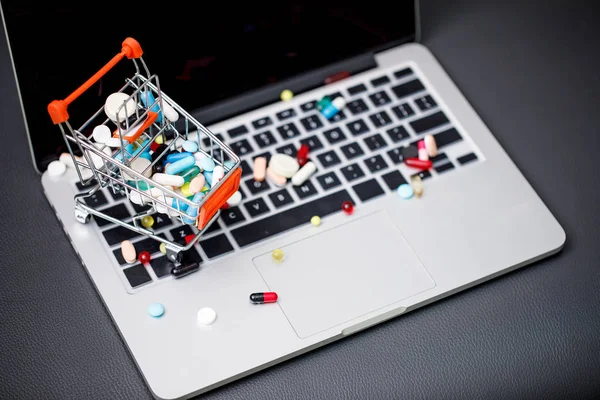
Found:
280,89 -> 294,102
180,182 -> 192,197
154,135 -> 164,145
141,215 -> 154,229
201,185 -> 210,193
272,249 -> 284,263
310,216 -> 321,227
159,243 -> 167,254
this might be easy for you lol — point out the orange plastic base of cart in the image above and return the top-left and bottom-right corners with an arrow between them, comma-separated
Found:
197,168 -> 242,230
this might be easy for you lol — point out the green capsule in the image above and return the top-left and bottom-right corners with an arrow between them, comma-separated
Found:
127,180 -> 153,191
179,165 -> 201,183
316,96 -> 331,111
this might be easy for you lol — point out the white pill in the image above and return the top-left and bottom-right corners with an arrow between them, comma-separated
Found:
226,191 -> 242,206
152,173 -> 184,187
47,160 -> 66,177
120,240 -> 136,263
59,153 -> 76,168
197,307 -> 217,326
291,161 -> 316,186
253,156 -> 267,181
104,92 -> 136,123
156,199 -> 180,217
212,165 -> 225,183
92,125 -> 112,144
122,157 -> 151,181
85,143 -> 113,170
269,153 -> 299,178
266,167 -> 287,187
128,191 -> 146,205
163,102 -> 179,122
332,96 -> 346,111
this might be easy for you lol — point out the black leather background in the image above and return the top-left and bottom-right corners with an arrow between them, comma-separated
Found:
1,1 -> 599,399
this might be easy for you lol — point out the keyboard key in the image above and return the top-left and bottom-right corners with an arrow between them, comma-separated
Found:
369,111 -> 392,128
276,143 -> 297,157
96,204 -> 130,227
363,133 -> 388,151
231,190 -> 353,247
340,163 -> 365,182
340,142 -> 365,160
300,135 -> 324,151
346,99 -> 369,115
430,153 -> 448,164
317,150 -> 342,168
239,160 -> 252,177
369,91 -> 392,107
363,155 -> 388,173
434,128 -> 462,148
387,147 -> 405,164
112,235 -> 165,265
170,225 -> 194,245
199,234 -> 234,259
123,264 -> 151,288
412,170 -> 432,180
391,103 -> 415,120
300,100 -> 317,112
300,115 -> 323,132
230,139 -> 254,156
221,206 -> 246,226
149,213 -> 173,230
277,122 -> 301,140
253,131 -> 277,148
276,108 -> 296,120
316,171 -> 342,191
131,202 -> 151,214
243,197 -> 270,218
84,191 -> 108,208
149,256 -> 174,278
323,127 -> 347,145
414,95 -> 437,111
371,75 -> 390,87
435,161 -> 455,174
245,177 -> 270,195
346,119 -> 370,136
202,133 -> 224,147
386,126 -> 410,143
227,125 -> 248,138
204,218 -> 221,234
457,152 -> 478,165
252,116 -> 272,130
347,83 -> 367,96
352,179 -> 385,202
381,170 -> 407,190
103,225 -> 139,246
329,110 -> 347,123
410,111 -> 449,134
394,67 -> 413,79
391,79 -> 425,99
269,188 -> 294,208
293,180 -> 318,199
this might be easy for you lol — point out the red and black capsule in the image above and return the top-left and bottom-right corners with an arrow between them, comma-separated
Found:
249,292 -> 278,304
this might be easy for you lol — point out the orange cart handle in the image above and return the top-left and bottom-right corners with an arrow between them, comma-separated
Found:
47,38 -> 143,125
197,168 -> 242,230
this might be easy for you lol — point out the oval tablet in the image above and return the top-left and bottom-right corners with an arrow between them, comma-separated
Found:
269,153 -> 299,178
253,156 -> 267,181
196,155 -> 215,172
121,240 -> 136,263
424,134 -> 437,157
189,175 -> 206,194
226,191 -> 242,207
152,173 -> 185,187
104,92 -> 136,123
92,124 -> 112,144
291,161 -> 316,186
181,140 -> 198,153
212,165 -> 225,183
266,167 -> 286,187
163,102 -> 179,122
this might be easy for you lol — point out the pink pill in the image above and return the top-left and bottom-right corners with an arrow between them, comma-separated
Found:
253,157 -> 267,182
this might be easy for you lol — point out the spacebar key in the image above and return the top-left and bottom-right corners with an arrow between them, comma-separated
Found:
231,190 -> 353,247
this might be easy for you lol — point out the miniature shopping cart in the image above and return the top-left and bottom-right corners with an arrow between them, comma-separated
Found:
47,38 -> 241,264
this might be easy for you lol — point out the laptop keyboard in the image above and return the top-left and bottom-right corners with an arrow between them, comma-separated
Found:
73,65 -> 481,292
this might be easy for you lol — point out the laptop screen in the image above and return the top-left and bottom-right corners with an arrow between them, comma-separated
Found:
2,1 -> 416,170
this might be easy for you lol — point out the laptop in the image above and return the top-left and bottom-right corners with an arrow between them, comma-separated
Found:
2,1 -> 566,398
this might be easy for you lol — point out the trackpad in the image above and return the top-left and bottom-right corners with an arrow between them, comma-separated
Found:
253,211 -> 436,339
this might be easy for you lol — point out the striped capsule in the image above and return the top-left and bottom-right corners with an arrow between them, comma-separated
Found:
249,292 -> 278,304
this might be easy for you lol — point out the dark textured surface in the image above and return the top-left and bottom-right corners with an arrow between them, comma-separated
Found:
1,1 -> 600,399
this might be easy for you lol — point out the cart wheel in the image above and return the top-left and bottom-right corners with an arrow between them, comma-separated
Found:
74,209 -> 91,224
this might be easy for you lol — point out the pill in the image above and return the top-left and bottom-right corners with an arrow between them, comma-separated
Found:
212,165 -> 225,183
291,161 -> 316,186
141,215 -> 154,228
226,191 -> 242,207
47,160 -> 66,177
183,191 -> 206,224
123,157 -> 152,181
253,156 -> 267,181
196,155 -> 215,172
166,151 -> 194,164
179,166 -> 201,185
321,97 -> 346,120
152,173 -> 185,187
171,261 -> 200,278
404,158 -> 433,170
85,143 -> 112,170
104,92 -> 136,123
180,182 -> 192,197
203,170 -> 214,187
317,96 -> 331,111
197,307 -> 217,326
397,184 -> 414,199
147,302 -> 165,318
272,249 -> 284,262
162,102 -> 179,122
266,167 -> 286,187
342,201 -> 354,215
154,135 -> 164,145
121,240 -> 136,263
269,153 -> 299,178
139,151 -> 152,161
418,140 -> 429,161
138,251 -> 151,264
189,175 -> 206,194
140,90 -> 162,122
166,156 -> 195,175
402,145 -> 419,159
424,134 -> 437,157
297,144 -> 310,167
410,175 -> 423,198
181,140 -> 198,153
280,89 -> 294,101
159,243 -> 167,254
249,292 -> 278,304
224,160 -> 235,170
310,215 -> 321,227
92,124 -> 112,143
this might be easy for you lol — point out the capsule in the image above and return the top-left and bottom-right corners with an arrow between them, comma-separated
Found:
171,261 -> 200,278
417,140 -> 429,161
296,144 -> 310,167
249,292 -> 278,304
321,97 -> 346,120
404,157 -> 433,170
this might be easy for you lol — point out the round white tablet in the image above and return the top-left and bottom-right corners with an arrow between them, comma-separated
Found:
226,190 -> 242,207
122,157 -> 152,181
47,160 -> 66,177
197,307 -> 217,326
92,124 -> 112,144
269,153 -> 299,178
104,92 -> 137,123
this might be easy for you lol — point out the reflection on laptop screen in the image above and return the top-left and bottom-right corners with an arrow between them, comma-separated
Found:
2,1 -> 415,169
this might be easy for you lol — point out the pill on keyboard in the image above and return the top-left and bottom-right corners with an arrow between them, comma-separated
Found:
166,155 -> 195,175
272,249 -> 284,263
212,165 -> 225,183
297,144 -> 310,167
122,157 -> 152,181
121,240 -> 136,263
424,134 -> 437,157
402,145 -> 419,159
227,190 -> 242,207
197,307 -> 217,326
159,243 -> 167,254
152,173 -> 185,187
147,302 -> 165,318
172,261 -> 200,278
317,96 -> 331,111
280,89 -> 294,101
104,92 -> 136,122
253,156 -> 267,181
47,160 -> 66,177
141,215 -> 154,228
269,153 -> 299,178
189,175 -> 206,194
397,184 -> 414,199
410,175 -> 423,198
418,140 -> 429,161
404,158 -> 433,170
92,124 -> 112,143
138,251 -> 151,264
342,201 -> 354,215
310,215 -> 321,227
321,96 -> 346,120
291,161 -> 316,186
196,154 -> 215,172
249,292 -> 278,304
266,167 -> 286,187
182,140 -> 198,153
